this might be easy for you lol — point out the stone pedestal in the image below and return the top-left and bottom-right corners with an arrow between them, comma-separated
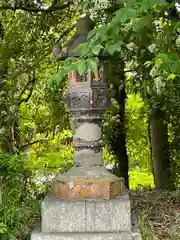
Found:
31,192 -> 139,240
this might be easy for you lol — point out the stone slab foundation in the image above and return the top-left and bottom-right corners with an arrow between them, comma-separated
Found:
31,193 -> 141,240
31,229 -> 132,240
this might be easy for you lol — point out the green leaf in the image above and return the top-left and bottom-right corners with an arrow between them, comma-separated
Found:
175,22 -> 180,31
169,62 -> 178,73
87,59 -> 98,72
155,59 -> 163,66
87,29 -> 96,40
151,0 -> 167,5
91,45 -> 103,55
75,43 -> 91,56
65,57 -> 76,62
64,64 -> 75,72
105,43 -> 117,55
77,60 -> 87,75
0,222 -> 7,233
50,73 -> 63,86
126,0 -> 137,6
168,73 -> 176,80
114,41 -> 123,52
156,53 -> 168,61
136,15 -> 152,29
115,8 -> 137,24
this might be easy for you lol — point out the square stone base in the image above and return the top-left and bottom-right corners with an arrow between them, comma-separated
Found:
41,193 -> 131,233
31,193 -> 141,240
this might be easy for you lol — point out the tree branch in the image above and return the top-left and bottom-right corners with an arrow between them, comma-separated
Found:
0,1 -> 73,13
20,139 -> 48,150
56,25 -> 75,44
19,70 -> 36,105
18,78 -> 34,100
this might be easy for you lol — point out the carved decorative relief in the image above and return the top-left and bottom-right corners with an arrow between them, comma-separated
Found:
70,92 -> 90,109
73,140 -> 102,153
91,90 -> 108,109
64,87 -> 110,112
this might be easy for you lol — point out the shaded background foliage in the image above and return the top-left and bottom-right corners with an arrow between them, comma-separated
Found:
0,0 -> 180,239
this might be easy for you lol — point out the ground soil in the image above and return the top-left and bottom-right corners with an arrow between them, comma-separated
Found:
131,190 -> 180,240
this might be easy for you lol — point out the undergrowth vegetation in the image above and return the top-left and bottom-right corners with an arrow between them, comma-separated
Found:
0,130 -> 74,239
0,154 -> 40,240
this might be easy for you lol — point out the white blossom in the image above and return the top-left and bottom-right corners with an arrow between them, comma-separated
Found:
176,36 -> 180,47
1,111 -> 7,116
150,66 -> 159,78
126,42 -> 137,51
148,43 -> 157,53
0,127 -> 5,135
0,91 -> 6,96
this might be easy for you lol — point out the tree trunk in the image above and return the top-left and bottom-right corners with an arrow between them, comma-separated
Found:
148,117 -> 155,184
150,111 -> 170,189
1,119 -> 20,154
115,84 -> 129,189
110,61 -> 129,189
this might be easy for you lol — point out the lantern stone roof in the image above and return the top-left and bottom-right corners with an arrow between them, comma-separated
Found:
54,15 -> 94,60
53,15 -> 112,60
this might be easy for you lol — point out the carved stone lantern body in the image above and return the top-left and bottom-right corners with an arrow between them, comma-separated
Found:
51,15 -> 125,201
64,61 -> 110,167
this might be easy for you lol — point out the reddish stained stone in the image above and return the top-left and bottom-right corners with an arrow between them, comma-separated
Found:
52,178 -> 125,201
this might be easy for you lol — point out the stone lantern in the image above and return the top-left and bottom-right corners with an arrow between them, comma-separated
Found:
31,15 -> 139,240
51,15 -> 125,201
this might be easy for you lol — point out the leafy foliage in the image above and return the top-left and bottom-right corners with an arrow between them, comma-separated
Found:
0,129 -> 73,239
0,4 -> 75,239
0,153 -> 40,239
126,94 -> 151,171
1,0 -> 180,238
50,0 -> 180,188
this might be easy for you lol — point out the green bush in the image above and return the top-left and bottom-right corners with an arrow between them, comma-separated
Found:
0,130 -> 74,239
28,130 -> 73,174
0,153 -> 40,240
126,94 -> 151,171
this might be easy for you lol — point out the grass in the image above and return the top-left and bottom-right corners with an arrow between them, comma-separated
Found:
129,169 -> 155,190
129,169 -> 157,239
138,215 -> 157,240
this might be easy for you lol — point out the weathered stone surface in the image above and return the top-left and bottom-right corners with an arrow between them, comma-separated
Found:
52,178 -> 124,200
75,123 -> 101,141
52,166 -> 125,200
31,233 -> 132,240
41,193 -> 131,233
31,227 -> 132,240
31,15 -> 135,240
31,211 -> 142,240
74,150 -> 103,167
